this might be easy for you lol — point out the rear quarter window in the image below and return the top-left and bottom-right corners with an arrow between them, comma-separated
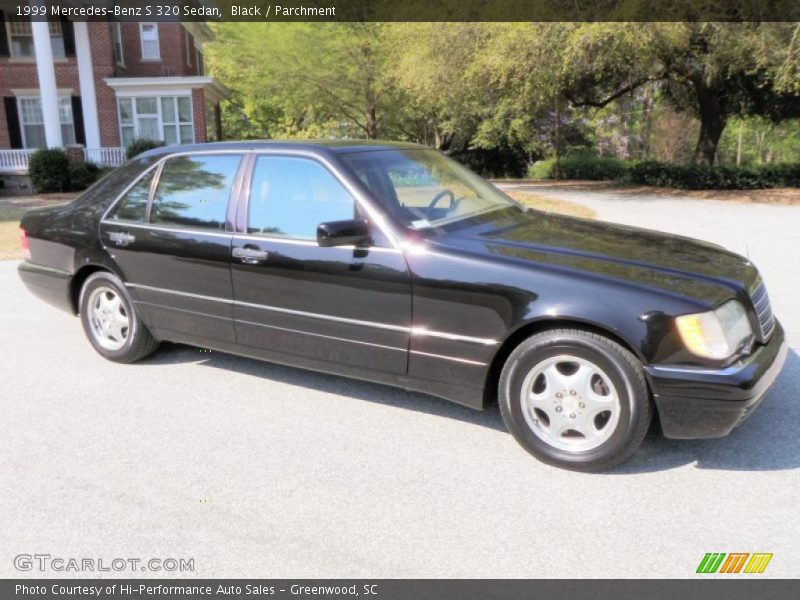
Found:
108,169 -> 156,222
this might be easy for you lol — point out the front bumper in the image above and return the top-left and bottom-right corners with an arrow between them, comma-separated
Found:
646,322 -> 788,439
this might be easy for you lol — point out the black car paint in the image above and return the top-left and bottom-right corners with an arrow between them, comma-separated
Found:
18,141 -> 787,437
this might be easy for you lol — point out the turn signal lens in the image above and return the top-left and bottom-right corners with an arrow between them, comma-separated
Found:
675,300 -> 752,360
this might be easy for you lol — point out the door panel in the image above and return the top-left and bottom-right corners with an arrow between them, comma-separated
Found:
100,224 -> 235,342
230,154 -> 411,374
231,241 -> 410,373
100,153 -> 244,343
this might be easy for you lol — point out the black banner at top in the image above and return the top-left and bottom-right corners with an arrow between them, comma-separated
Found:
1,0 -> 799,22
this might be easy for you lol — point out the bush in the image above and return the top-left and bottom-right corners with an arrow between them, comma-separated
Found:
621,162 -> 800,189
28,148 -> 70,193
68,161 -> 101,191
527,154 -> 800,190
527,154 -> 627,181
125,138 -> 165,159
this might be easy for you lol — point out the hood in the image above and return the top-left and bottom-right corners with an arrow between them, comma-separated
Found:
432,208 -> 758,306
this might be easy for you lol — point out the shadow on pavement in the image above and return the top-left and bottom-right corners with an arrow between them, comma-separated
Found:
143,343 -> 800,473
144,342 -> 508,433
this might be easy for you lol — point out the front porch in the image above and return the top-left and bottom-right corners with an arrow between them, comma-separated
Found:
0,146 -> 126,174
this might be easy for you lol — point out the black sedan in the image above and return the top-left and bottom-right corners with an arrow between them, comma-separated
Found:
18,141 -> 787,471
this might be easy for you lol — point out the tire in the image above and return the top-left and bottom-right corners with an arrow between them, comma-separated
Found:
79,271 -> 160,363
499,328 -> 652,472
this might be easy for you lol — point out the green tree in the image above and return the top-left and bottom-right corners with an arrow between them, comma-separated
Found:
563,23 -> 800,165
207,22 -> 400,140
386,23 -> 490,149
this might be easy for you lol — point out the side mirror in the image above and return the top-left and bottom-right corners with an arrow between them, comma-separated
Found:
316,219 -> 371,248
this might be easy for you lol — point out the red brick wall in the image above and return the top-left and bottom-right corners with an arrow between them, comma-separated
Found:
192,88 -> 206,143
0,21 -> 207,149
0,22 -> 121,149
90,22 -> 121,147
0,53 -> 80,149
117,23 -> 194,77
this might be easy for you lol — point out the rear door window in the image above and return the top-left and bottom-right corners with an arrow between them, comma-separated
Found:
150,154 -> 242,230
108,169 -> 155,223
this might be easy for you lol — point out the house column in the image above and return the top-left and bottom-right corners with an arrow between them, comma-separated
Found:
31,19 -> 63,148
73,21 -> 101,150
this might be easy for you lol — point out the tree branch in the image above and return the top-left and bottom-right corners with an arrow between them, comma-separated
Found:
566,77 -> 664,108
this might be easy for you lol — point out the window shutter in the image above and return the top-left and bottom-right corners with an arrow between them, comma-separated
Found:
4,97 -> 23,149
0,11 -> 10,57
71,96 -> 86,146
62,17 -> 75,57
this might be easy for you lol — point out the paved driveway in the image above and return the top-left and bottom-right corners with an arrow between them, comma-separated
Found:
1,187 -> 799,578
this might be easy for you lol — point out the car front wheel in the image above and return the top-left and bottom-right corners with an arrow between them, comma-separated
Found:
79,271 -> 159,363
499,328 -> 652,472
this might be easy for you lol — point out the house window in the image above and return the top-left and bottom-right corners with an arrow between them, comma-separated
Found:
139,23 -> 160,60
118,96 -> 194,147
6,19 -> 65,58
111,22 -> 124,66
17,96 -> 75,148
196,49 -> 204,75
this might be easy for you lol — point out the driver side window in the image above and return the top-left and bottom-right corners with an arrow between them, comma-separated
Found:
248,156 -> 357,239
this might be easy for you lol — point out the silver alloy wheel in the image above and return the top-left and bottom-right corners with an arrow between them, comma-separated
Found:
87,286 -> 130,351
520,354 -> 621,452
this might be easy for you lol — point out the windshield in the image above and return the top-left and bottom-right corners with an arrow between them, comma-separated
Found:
339,149 -> 517,229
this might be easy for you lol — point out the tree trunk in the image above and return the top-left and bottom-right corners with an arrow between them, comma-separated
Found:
553,96 -> 562,180
736,120 -> 744,166
641,86 -> 654,159
434,128 -> 454,151
692,83 -> 726,166
364,91 -> 378,139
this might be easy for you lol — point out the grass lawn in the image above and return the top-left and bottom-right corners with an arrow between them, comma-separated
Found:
496,179 -> 800,205
0,194 -> 75,259
504,190 -> 596,219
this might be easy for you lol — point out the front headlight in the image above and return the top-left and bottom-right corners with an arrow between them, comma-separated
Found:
675,300 -> 753,360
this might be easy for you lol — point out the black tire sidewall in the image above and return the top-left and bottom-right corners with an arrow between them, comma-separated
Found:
79,272 -> 140,361
500,331 -> 646,469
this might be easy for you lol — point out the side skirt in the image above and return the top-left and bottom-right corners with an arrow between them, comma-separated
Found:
149,328 -> 486,410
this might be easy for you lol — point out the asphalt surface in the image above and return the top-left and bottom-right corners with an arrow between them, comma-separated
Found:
2,191 -> 799,578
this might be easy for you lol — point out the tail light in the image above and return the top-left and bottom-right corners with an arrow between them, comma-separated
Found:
19,228 -> 31,261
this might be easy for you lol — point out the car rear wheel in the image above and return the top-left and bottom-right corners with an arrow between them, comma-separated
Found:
79,271 -> 159,363
499,328 -> 652,472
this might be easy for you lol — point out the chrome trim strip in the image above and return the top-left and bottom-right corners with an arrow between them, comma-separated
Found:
411,326 -> 499,346
125,283 -> 498,346
410,350 -> 488,366
230,232 -> 401,253
648,363 -> 746,377
236,319 -> 407,352
234,298 -> 409,333
101,220 -> 234,239
126,283 -> 233,305
132,301 -> 232,320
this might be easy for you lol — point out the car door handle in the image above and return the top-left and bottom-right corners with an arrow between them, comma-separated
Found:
109,231 -> 135,246
232,246 -> 269,264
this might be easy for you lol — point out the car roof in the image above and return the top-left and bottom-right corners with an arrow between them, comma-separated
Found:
138,139 -> 428,159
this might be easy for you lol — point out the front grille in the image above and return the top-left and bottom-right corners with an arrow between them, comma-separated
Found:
750,277 -> 775,342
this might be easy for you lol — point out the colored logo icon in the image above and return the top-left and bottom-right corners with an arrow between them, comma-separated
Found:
697,553 -> 773,574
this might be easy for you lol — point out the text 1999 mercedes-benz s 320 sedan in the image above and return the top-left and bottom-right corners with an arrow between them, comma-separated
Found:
19,141 -> 787,471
